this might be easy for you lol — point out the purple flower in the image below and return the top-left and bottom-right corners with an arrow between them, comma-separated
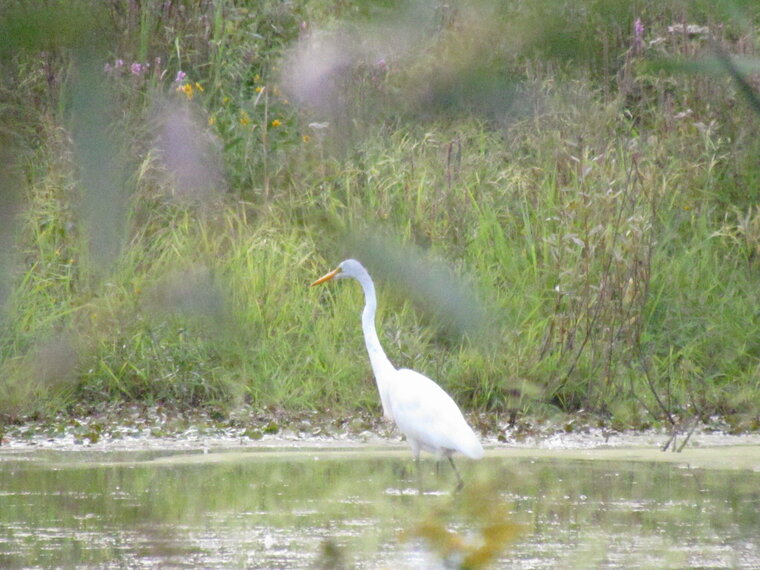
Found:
175,70 -> 187,83
115,59 -> 124,69
130,62 -> 144,76
633,18 -> 644,52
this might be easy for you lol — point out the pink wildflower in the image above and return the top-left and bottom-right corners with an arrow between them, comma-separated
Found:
633,18 -> 644,54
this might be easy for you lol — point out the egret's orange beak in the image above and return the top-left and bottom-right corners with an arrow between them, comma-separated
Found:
310,267 -> 340,286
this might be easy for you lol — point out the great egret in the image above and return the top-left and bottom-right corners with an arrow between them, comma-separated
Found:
311,258 -> 483,489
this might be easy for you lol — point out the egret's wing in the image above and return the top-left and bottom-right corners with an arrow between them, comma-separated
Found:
388,368 -> 483,459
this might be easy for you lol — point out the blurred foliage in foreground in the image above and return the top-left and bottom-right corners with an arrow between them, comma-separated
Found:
1,0 -> 760,431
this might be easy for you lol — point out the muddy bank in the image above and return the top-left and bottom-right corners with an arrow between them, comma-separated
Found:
2,403 -> 759,457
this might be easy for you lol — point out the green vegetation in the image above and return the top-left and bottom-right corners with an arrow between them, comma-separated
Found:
1,0 -> 760,431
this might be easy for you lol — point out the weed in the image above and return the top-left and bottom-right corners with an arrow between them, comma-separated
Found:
1,0 -> 760,427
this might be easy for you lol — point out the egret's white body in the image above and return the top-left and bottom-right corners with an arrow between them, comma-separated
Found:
312,259 -> 483,486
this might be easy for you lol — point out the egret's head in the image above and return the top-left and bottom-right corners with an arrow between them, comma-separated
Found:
310,259 -> 366,286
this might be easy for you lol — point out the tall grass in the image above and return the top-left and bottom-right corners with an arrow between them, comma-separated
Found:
1,0 -> 760,429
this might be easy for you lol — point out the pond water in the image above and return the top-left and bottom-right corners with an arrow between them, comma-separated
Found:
1,443 -> 759,568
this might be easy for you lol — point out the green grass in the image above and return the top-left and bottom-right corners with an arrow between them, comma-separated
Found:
1,0 -> 760,430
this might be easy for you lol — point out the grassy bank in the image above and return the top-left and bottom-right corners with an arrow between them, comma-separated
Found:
1,0 -> 759,431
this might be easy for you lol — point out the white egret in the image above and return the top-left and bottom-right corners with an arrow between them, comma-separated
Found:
311,259 -> 483,489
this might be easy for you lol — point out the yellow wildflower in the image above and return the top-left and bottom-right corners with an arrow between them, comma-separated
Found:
271,119 -> 281,128
176,83 -> 194,100
302,134 -> 311,143
239,110 -> 251,126
208,115 -> 216,126
255,86 -> 264,94
223,96 -> 230,104
195,82 -> 204,92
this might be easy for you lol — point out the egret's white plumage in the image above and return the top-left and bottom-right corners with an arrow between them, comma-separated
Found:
311,259 -> 483,487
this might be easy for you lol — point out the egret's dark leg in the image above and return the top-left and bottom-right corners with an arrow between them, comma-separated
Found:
448,456 -> 464,492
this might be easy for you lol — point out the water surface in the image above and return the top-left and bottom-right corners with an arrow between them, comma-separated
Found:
1,444 -> 758,568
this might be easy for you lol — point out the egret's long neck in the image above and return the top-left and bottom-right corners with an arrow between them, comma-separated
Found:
354,269 -> 395,416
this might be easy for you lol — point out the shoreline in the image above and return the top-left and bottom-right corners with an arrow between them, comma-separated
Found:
2,403 -> 759,457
